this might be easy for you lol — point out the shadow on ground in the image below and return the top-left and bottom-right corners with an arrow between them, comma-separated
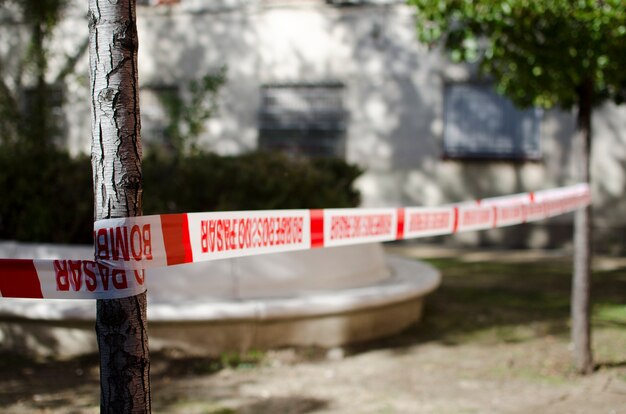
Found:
0,254 -> 624,412
238,396 -> 329,414
346,256 -> 626,359
0,353 -> 99,408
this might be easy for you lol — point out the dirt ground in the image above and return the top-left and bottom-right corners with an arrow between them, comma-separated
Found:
1,332 -> 625,413
1,247 -> 625,413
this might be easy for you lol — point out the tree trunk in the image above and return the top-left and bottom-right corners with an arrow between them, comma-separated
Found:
31,20 -> 48,148
88,0 -> 151,412
572,78 -> 594,375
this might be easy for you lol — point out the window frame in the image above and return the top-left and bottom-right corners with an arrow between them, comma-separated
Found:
441,81 -> 543,162
258,82 -> 348,159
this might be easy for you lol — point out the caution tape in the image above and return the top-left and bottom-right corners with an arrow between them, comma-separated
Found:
0,259 -> 146,300
0,183 -> 591,300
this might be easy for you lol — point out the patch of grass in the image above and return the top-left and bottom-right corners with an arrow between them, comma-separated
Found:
182,350 -> 266,375
157,398 -> 236,414
150,349 -> 267,380
207,409 -> 236,414
509,365 -> 571,385
359,252 -> 626,387
220,350 -> 265,370
593,327 -> 626,367
460,323 -> 539,344
594,304 -> 626,325
419,257 -> 626,347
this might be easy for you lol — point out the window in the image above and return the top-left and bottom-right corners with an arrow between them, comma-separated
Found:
443,83 -> 541,160
259,83 -> 347,158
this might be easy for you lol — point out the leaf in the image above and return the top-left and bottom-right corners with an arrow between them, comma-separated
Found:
411,0 -> 626,109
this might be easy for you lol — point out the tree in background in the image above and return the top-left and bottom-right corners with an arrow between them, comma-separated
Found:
0,0 -> 69,148
0,0 -> 94,245
158,69 -> 226,159
409,0 -> 626,374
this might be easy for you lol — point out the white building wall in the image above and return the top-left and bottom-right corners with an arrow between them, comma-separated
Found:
2,0 -> 625,249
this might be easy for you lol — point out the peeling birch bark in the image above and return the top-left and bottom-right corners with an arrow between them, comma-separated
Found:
88,0 -> 151,411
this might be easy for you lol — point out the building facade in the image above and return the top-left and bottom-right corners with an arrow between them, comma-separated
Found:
2,0 -> 625,251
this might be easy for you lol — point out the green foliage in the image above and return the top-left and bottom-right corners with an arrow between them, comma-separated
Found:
219,350 -> 265,370
410,0 -> 626,109
0,76 -> 19,146
154,69 -> 226,158
142,151 -> 362,215
594,303 -> 626,325
0,0 -> 70,149
20,0 -> 68,62
0,145 -> 93,244
0,148 -> 362,244
183,350 -> 265,377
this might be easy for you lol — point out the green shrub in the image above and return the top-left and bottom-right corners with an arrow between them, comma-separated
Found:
0,148 -> 362,244
0,146 -> 93,244
142,151 -> 362,214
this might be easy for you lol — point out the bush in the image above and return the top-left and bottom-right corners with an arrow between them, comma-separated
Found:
0,148 -> 362,244
142,151 -> 362,214
0,146 -> 93,244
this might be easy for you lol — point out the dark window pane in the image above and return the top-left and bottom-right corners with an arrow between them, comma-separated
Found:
259,83 -> 347,158
443,83 -> 541,160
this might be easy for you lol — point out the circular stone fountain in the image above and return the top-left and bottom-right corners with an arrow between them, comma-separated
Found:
0,242 -> 440,358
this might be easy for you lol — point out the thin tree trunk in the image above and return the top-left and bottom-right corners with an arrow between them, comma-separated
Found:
88,0 -> 151,411
572,78 -> 593,375
31,20 -> 48,148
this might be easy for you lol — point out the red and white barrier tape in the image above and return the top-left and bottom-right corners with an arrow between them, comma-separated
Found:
0,183 -> 591,300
